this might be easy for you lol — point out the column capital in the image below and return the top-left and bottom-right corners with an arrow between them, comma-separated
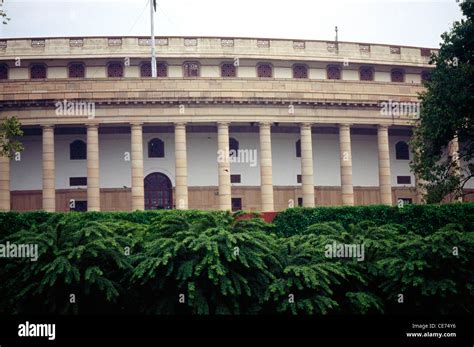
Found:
174,122 -> 187,127
300,122 -> 313,128
338,123 -> 352,128
217,121 -> 230,127
85,122 -> 99,128
259,121 -> 272,128
130,122 -> 143,127
378,124 -> 389,130
41,124 -> 54,129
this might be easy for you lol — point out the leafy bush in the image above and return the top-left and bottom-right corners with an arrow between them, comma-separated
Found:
0,205 -> 472,314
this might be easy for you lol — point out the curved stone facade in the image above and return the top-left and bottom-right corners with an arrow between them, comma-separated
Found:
0,36 -> 435,211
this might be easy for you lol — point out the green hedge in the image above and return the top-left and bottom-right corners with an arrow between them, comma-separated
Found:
0,205 -> 472,315
272,203 -> 474,236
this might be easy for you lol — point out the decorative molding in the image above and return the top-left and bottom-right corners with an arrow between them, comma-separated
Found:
138,38 -> 151,46
31,39 -> 45,48
184,38 -> 197,46
156,38 -> 168,46
257,39 -> 270,48
108,38 -> 122,47
69,38 -> 84,48
390,46 -> 401,54
327,42 -> 337,52
359,44 -> 370,53
0,40 -> 7,49
221,39 -> 234,47
293,41 -> 305,49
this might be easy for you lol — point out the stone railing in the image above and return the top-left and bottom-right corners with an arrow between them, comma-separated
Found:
0,36 -> 437,67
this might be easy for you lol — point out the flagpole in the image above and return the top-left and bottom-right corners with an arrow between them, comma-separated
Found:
150,0 -> 157,77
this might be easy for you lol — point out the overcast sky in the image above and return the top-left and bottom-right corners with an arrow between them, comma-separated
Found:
0,0 -> 465,48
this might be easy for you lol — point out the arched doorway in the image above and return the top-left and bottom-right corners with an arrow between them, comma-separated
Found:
144,172 -> 173,210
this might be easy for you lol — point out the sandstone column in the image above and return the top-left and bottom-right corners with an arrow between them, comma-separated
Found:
217,122 -> 231,210
87,124 -> 100,211
259,122 -> 274,211
300,123 -> 315,207
131,123 -> 144,210
377,125 -> 392,205
0,154 -> 10,211
339,124 -> 354,206
42,125 -> 55,212
175,122 -> 188,209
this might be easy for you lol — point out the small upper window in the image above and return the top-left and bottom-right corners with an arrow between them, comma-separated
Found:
140,62 -> 152,77
395,141 -> 409,160
221,63 -> 236,77
229,137 -> 239,157
70,140 -> 87,160
296,139 -> 301,157
148,138 -> 165,158
183,62 -> 200,77
359,66 -> 374,81
327,65 -> 341,80
0,65 -> 8,80
391,69 -> 404,83
293,64 -> 308,79
257,63 -> 272,78
69,63 -> 85,78
107,62 -> 124,78
157,62 -> 168,77
30,64 -> 47,79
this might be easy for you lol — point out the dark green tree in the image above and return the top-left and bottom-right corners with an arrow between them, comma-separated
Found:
411,1 -> 474,202
1,116 -> 24,158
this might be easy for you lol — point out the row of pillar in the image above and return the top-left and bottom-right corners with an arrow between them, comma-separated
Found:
0,123 -> 403,212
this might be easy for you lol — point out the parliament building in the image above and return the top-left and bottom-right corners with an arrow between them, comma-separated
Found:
0,36 -> 463,212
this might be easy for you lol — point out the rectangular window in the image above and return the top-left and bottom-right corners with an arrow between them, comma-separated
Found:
397,176 -> 411,184
230,174 -> 241,183
231,198 -> 242,212
297,175 -> 302,184
70,200 -> 87,212
70,177 -> 87,186
297,197 -> 303,207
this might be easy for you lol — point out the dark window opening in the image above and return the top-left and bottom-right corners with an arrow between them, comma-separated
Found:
157,62 -> 168,77
231,174 -> 241,183
229,137 -> 239,157
70,140 -> 87,160
297,197 -> 303,207
293,64 -> 308,79
30,64 -> 46,79
70,177 -> 87,186
221,63 -> 236,77
391,69 -> 404,82
257,63 -> 272,78
397,176 -> 411,184
231,198 -> 242,211
183,62 -> 200,77
296,139 -> 301,157
395,141 -> 409,160
297,174 -> 302,184
148,138 -> 165,158
0,65 -> 8,80
327,65 -> 341,80
70,200 -> 87,212
140,62 -> 152,77
359,66 -> 374,81
107,62 -> 124,78
69,63 -> 85,78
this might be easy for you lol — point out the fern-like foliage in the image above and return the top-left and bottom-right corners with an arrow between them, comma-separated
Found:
131,211 -> 280,314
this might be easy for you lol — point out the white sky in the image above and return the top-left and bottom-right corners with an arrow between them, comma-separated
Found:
0,0 -> 465,48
